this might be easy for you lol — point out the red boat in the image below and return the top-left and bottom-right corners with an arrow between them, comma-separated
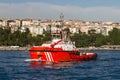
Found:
29,31 -> 97,62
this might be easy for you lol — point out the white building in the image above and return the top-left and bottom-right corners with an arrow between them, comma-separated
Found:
22,18 -> 32,27
69,27 -> 79,33
31,19 -> 40,26
80,26 -> 89,34
29,26 -> 44,35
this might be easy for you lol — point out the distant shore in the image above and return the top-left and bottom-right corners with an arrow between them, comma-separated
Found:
77,47 -> 120,51
0,46 -> 30,50
0,46 -> 120,51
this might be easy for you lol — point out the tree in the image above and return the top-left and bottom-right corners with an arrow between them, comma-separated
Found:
0,28 -> 4,45
43,31 -> 51,42
32,35 -> 43,46
94,34 -> 107,47
71,33 -> 89,47
109,28 -> 120,45
2,27 -> 11,46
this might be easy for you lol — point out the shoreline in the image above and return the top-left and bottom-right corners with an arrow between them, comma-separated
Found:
0,46 -> 120,51
0,46 -> 30,50
77,47 -> 120,51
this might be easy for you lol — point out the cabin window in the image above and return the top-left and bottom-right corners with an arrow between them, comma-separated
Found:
52,34 -> 61,39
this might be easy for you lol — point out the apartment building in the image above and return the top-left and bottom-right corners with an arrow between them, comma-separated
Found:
0,18 -> 120,36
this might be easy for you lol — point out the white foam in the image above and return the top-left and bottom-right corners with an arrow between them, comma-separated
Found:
24,59 -> 42,62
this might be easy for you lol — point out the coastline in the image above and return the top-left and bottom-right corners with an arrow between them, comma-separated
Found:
0,46 -> 30,50
78,47 -> 120,51
0,46 -> 120,50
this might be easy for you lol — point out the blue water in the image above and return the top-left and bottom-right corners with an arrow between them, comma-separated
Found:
0,50 -> 120,80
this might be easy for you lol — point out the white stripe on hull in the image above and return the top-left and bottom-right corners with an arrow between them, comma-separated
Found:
45,52 -> 54,62
46,52 -> 51,61
45,52 -> 49,61
48,52 -> 54,62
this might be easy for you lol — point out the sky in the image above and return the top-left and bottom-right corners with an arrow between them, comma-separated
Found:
0,0 -> 120,22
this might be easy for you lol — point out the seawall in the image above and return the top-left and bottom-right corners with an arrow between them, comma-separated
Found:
0,46 -> 120,51
0,46 -> 30,50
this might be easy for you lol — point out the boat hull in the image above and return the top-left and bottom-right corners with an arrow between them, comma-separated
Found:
29,47 -> 97,62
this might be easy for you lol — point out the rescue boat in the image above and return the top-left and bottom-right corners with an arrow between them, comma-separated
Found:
29,31 -> 97,62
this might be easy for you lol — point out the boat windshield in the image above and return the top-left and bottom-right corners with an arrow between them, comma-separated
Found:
52,34 -> 61,39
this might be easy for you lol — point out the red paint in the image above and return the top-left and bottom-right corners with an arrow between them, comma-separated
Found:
29,46 -> 97,62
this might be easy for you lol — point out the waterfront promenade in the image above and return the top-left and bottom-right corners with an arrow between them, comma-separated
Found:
0,46 -> 29,50
0,45 -> 120,50
78,45 -> 120,50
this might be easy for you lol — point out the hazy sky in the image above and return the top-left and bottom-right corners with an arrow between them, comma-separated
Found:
0,0 -> 120,22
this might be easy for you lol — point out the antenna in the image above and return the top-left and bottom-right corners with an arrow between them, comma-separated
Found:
60,13 -> 64,21
60,13 -> 68,41
60,13 -> 64,28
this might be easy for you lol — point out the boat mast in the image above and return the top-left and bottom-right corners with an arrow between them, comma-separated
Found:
60,13 -> 70,42
60,13 -> 66,41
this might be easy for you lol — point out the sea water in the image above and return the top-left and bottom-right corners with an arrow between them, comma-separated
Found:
0,50 -> 120,80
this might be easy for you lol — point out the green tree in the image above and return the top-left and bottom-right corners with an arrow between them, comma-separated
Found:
2,27 -> 11,45
32,35 -> 43,46
71,33 -> 89,47
109,28 -> 120,45
43,31 -> 51,42
0,28 -> 4,45
94,34 -> 107,47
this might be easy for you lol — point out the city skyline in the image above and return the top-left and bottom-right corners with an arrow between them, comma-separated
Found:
0,0 -> 120,22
